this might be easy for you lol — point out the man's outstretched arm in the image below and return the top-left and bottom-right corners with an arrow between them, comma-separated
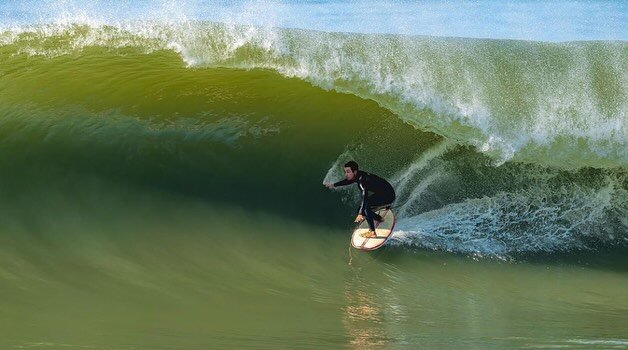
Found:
353,186 -> 368,223
357,185 -> 367,215
324,178 -> 355,189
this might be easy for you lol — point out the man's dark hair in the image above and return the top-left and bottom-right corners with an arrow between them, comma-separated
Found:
344,161 -> 359,172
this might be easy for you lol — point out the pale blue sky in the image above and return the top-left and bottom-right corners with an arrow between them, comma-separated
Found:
1,0 -> 626,41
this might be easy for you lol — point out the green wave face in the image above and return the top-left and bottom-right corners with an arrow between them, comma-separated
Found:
0,22 -> 626,257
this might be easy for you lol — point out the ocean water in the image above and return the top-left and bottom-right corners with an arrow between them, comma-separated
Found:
0,1 -> 627,349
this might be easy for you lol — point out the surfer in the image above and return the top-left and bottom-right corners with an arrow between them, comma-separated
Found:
324,161 -> 396,238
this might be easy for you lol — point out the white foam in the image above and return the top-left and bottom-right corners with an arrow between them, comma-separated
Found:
390,175 -> 627,256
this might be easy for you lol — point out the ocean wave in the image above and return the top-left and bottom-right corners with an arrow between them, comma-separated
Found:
1,21 -> 626,169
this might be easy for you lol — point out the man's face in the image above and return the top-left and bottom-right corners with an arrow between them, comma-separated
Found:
344,167 -> 357,181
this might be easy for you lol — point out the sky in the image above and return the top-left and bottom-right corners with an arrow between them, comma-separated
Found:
1,0 -> 626,41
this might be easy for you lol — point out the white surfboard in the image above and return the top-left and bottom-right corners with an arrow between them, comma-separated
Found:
351,208 -> 396,251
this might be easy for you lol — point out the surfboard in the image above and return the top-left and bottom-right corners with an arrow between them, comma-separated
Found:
351,208 -> 396,251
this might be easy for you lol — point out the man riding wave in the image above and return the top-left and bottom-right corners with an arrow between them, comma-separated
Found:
325,161 -> 396,238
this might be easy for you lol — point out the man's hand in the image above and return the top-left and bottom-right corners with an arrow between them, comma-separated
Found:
324,182 -> 334,189
354,214 -> 364,223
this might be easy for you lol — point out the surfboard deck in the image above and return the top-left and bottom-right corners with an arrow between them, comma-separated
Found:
351,208 -> 396,251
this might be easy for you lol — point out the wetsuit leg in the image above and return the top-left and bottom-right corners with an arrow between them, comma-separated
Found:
363,205 -> 377,232
363,192 -> 395,231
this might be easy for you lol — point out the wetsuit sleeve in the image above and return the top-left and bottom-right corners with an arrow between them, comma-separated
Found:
333,178 -> 354,187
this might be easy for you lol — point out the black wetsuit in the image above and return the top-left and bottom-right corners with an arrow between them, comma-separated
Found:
334,170 -> 396,231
